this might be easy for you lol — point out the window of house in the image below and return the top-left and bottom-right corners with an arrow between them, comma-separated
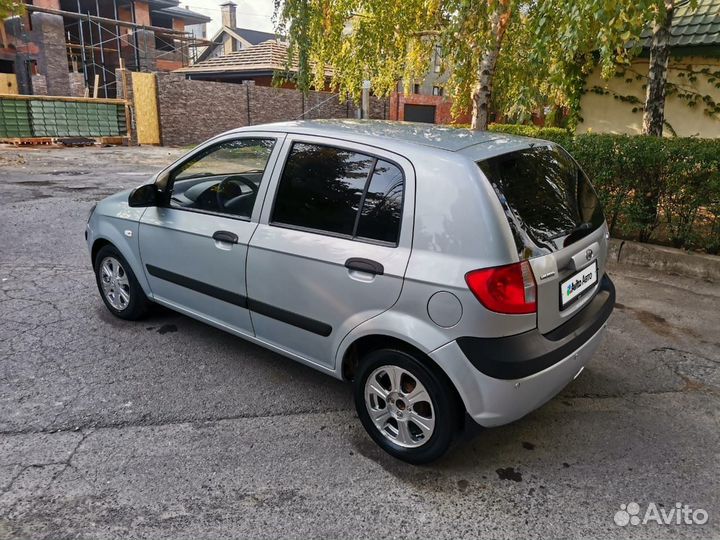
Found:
413,83 -> 421,94
432,86 -> 443,96
272,143 -> 405,244
0,60 -> 14,74
169,138 -> 275,219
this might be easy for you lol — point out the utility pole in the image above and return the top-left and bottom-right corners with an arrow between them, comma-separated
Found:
361,79 -> 370,119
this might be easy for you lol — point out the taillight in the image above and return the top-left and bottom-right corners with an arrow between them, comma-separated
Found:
465,261 -> 537,314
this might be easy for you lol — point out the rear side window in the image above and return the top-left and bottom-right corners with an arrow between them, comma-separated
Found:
356,160 -> 404,243
478,146 -> 604,258
272,143 -> 404,244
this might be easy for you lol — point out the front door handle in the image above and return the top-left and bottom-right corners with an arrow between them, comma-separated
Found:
345,257 -> 384,276
212,230 -> 238,244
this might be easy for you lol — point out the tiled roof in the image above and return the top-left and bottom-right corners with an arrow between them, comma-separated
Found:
233,28 -> 278,46
177,40 -> 333,76
641,0 -> 720,47
177,40 -> 289,73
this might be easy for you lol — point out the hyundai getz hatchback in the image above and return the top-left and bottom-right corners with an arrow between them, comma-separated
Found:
87,120 -> 614,464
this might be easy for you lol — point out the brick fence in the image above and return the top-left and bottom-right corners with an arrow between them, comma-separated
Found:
124,73 -> 390,146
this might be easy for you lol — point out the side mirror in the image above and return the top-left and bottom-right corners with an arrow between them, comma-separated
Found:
128,183 -> 158,207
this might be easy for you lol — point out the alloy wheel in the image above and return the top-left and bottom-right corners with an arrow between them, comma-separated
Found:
364,365 -> 436,448
99,256 -> 131,311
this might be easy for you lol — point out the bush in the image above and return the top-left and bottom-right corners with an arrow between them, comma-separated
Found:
487,123 -> 573,146
488,124 -> 720,253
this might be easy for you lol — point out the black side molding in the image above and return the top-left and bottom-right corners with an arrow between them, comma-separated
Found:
345,257 -> 384,275
145,265 -> 332,337
146,265 -> 248,308
248,299 -> 332,337
457,274 -> 615,380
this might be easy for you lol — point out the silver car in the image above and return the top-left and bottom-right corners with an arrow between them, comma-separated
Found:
86,120 -> 614,463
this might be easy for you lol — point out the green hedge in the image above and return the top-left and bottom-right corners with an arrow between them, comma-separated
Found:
488,124 -> 720,254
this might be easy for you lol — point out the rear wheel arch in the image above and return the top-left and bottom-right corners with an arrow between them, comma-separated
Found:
341,334 -> 425,381
341,334 -> 465,417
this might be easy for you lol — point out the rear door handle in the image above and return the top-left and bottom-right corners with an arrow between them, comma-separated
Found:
212,230 -> 238,244
345,257 -> 384,276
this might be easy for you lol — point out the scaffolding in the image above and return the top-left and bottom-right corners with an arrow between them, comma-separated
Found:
22,3 -> 210,98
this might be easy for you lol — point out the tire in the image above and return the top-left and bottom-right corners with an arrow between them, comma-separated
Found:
354,348 -> 460,464
94,244 -> 151,320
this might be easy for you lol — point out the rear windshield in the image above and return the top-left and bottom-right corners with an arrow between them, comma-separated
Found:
478,145 -> 605,258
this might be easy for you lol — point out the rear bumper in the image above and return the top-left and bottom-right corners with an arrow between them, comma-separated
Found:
430,274 -> 614,427
457,274 -> 615,379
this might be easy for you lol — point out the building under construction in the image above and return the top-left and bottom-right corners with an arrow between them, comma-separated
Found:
0,0 -> 210,98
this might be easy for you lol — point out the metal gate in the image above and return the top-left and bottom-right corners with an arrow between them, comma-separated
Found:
404,104 -> 436,123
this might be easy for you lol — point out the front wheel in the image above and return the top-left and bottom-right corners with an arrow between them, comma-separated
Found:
354,349 -> 460,464
94,244 -> 150,320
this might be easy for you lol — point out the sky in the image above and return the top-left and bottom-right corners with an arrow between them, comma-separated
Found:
180,0 -> 275,35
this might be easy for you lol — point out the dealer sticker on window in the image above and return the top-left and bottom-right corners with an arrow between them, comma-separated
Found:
561,260 -> 598,308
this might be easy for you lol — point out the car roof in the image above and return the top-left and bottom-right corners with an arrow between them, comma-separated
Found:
230,119 -> 541,155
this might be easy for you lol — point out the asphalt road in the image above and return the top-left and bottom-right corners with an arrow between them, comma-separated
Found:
1,146 -> 719,540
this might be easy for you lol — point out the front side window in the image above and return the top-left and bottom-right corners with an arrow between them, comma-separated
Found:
272,143 -> 404,244
169,138 -> 275,219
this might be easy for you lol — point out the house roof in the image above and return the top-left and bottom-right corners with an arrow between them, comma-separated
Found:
195,26 -> 280,62
232,28 -> 278,46
641,0 -> 720,47
139,0 -> 180,10
157,6 -> 211,24
178,40 -> 332,77
178,40 -> 288,74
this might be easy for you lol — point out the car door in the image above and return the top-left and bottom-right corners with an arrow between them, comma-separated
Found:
246,136 -> 414,370
139,133 -> 285,336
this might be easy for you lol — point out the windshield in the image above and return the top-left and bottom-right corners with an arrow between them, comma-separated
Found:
478,145 -> 605,259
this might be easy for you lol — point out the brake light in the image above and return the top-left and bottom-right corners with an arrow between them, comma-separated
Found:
465,261 -> 537,314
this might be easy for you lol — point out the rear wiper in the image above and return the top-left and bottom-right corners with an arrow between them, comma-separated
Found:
563,222 -> 594,247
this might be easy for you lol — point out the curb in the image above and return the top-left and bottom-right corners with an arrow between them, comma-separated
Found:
608,239 -> 720,282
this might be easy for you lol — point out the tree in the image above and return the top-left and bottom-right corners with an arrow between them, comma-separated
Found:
0,0 -> 21,19
470,0 -> 511,129
642,0 -> 675,136
274,0 -> 665,131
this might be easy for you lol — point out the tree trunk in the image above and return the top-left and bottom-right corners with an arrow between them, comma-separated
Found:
642,0 -> 674,136
636,0 -> 674,243
471,47 -> 500,130
470,3 -> 510,130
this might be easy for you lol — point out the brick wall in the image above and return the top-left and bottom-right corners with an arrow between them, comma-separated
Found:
154,73 -> 389,146
156,73 -> 249,146
69,73 -> 85,97
31,12 -> 71,96
31,75 -> 48,96
247,84 -> 302,125
389,92 -> 470,125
